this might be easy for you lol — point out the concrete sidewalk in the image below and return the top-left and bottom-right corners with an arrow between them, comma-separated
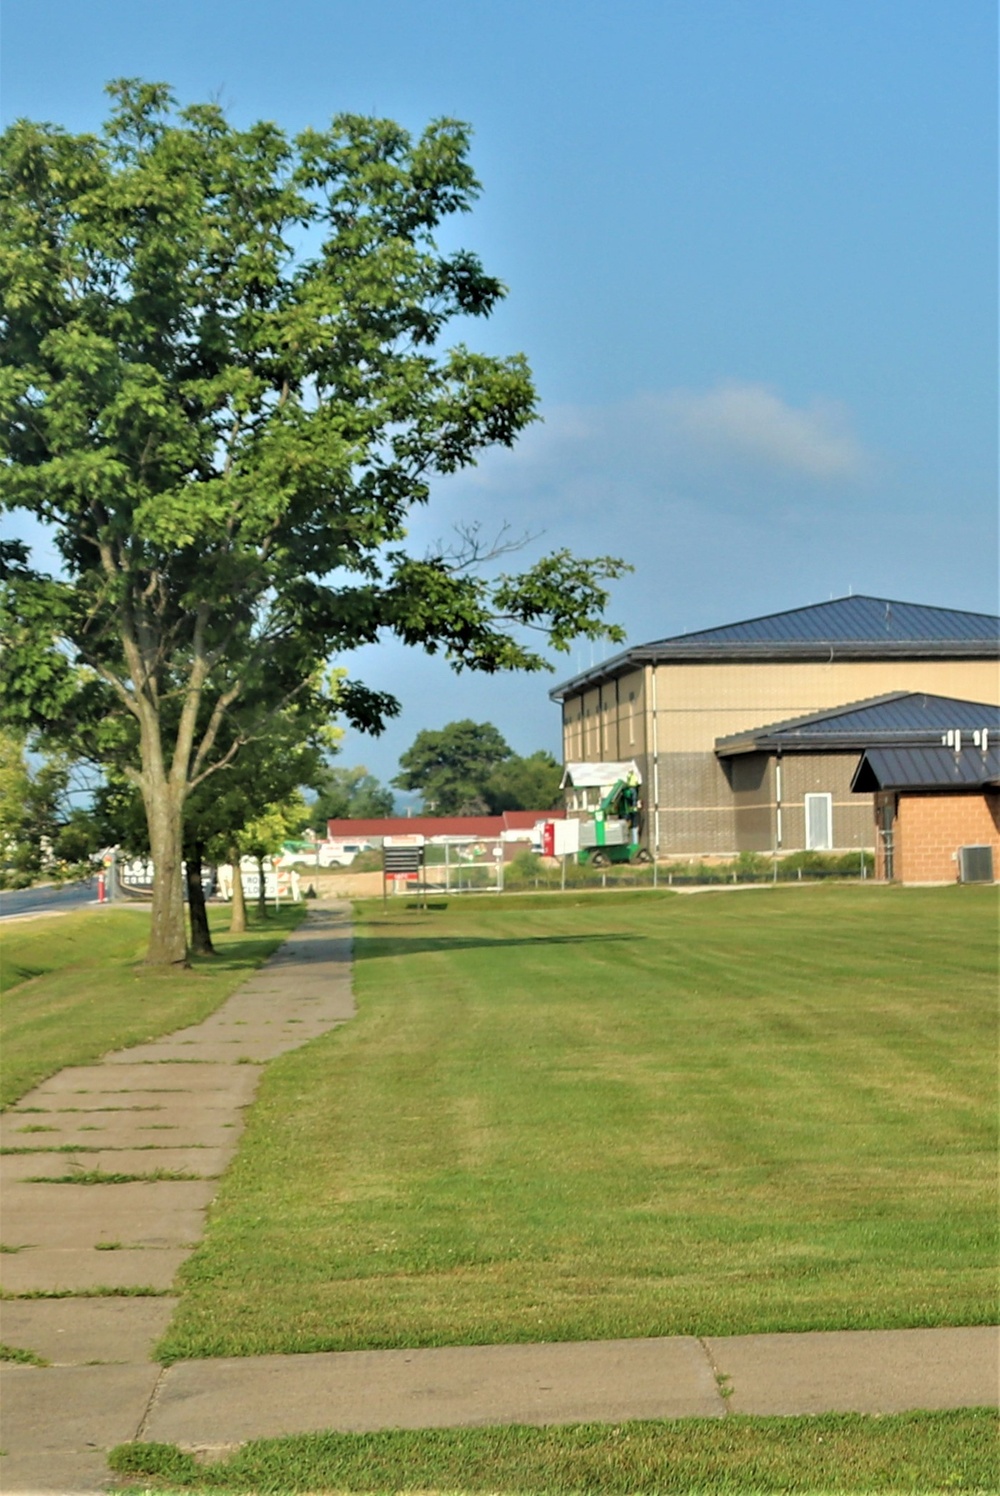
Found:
2,1325 -> 996,1494
1,903 -> 997,1493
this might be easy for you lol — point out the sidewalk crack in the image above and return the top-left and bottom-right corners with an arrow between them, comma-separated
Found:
697,1336 -> 734,1415
134,1363 -> 168,1441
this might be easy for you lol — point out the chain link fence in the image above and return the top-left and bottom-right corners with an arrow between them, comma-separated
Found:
385,842 -> 876,896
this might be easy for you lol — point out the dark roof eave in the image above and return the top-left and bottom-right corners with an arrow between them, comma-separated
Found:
550,639 -> 1000,700
717,730 -> 987,758
853,772 -> 1000,793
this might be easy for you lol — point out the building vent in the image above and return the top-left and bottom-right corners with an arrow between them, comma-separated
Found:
958,845 -> 994,884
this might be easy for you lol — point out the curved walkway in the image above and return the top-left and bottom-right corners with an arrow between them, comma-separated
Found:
1,903 -> 996,1493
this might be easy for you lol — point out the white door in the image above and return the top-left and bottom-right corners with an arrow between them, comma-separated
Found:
805,793 -> 833,850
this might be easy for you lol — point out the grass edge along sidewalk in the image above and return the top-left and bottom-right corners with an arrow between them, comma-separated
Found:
1,904 -> 307,1108
158,885 -> 996,1359
108,1407 -> 998,1494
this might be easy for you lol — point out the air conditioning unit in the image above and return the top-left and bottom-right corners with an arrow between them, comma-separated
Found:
958,845 -> 994,884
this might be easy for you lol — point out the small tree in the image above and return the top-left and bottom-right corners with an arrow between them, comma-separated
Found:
1,83 -> 627,966
0,731 -> 100,885
310,764 -> 394,831
237,793 -> 309,919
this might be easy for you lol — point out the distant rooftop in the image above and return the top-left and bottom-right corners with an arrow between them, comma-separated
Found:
716,693 -> 1000,757
551,595 -> 1000,700
326,810 -> 562,840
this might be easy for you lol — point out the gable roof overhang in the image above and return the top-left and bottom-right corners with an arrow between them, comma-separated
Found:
851,746 -> 1000,794
715,693 -> 1000,759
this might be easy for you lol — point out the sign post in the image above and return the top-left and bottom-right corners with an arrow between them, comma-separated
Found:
382,836 -> 426,910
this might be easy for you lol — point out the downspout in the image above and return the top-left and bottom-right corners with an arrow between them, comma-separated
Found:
650,665 -> 661,858
775,750 -> 783,852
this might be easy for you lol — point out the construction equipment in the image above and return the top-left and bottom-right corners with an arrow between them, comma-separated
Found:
560,761 -> 650,866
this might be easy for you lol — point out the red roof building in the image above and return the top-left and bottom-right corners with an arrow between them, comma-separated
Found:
326,809 -> 563,842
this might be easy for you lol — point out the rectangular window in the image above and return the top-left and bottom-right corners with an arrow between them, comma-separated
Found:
805,792 -> 833,850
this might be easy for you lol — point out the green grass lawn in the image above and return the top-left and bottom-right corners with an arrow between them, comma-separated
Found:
157,885 -> 997,1360
109,1408 -> 997,1494
0,904 -> 306,1106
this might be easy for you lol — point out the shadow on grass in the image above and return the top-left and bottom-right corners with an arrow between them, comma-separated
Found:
181,908 -> 307,974
354,931 -> 638,959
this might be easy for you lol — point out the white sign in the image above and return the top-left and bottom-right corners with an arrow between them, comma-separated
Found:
553,819 -> 581,856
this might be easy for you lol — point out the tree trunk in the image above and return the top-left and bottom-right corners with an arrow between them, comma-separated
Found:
145,784 -> 188,966
256,853 -> 267,918
229,845 -> 247,933
186,840 -> 214,956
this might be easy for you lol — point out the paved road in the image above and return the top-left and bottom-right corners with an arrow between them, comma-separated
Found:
0,878 -> 98,920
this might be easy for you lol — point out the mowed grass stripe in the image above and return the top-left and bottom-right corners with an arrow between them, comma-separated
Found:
159,886 -> 997,1359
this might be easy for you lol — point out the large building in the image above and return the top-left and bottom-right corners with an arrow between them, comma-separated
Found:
550,595 -> 1000,859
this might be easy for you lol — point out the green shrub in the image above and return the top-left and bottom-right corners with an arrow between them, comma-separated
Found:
734,850 -> 770,879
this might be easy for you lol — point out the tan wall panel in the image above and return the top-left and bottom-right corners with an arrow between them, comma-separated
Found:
649,660 -> 1000,751
560,672 -> 648,765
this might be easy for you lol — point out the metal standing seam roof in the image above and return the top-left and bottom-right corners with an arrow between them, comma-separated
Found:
651,595 -> 999,645
715,693 -> 1000,756
851,745 -> 1000,793
550,595 -> 1000,700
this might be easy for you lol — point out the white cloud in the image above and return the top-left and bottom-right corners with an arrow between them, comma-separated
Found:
428,381 -> 871,546
666,382 -> 867,479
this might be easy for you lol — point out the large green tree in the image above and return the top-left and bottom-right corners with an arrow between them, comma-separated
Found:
394,722 -> 563,815
0,82 -> 625,964
394,719 -> 511,814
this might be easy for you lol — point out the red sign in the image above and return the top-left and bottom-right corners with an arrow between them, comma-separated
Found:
542,821 -> 555,857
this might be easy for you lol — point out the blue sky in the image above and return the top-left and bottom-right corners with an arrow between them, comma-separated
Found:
3,1 -> 996,791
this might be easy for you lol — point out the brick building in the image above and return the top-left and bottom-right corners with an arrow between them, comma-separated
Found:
852,742 -> 1000,883
550,595 -> 1000,858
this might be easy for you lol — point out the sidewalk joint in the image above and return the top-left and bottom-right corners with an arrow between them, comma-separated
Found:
697,1335 -> 733,1416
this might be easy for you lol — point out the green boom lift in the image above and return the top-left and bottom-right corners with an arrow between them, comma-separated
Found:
560,761 -> 651,867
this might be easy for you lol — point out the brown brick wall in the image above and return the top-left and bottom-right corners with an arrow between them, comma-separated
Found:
895,792 -> 1000,883
778,753 -> 874,852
